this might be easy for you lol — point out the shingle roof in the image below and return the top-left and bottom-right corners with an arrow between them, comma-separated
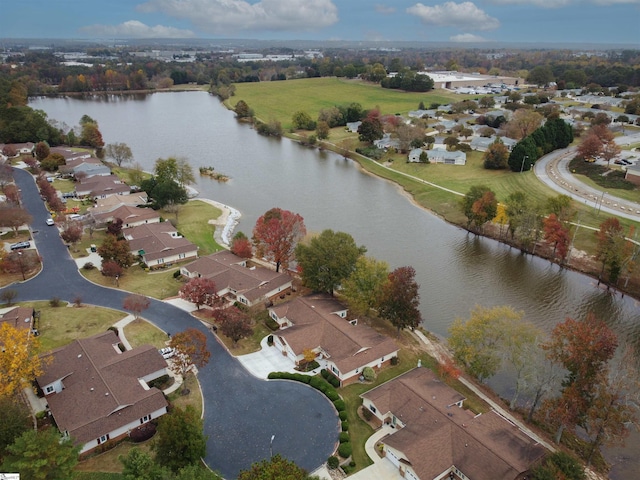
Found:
274,295 -> 399,374
38,331 -> 168,446
182,251 -> 292,302
0,306 -> 33,331
124,223 -> 198,262
362,368 -> 545,480
92,205 -> 160,227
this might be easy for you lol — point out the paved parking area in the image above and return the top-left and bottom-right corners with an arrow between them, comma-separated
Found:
237,336 -> 299,379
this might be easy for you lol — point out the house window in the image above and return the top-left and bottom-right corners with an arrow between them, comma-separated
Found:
140,414 -> 151,424
157,259 -> 164,265
45,385 -> 54,394
369,405 -> 376,413
97,434 -> 109,445
179,253 -> 185,259
331,365 -> 340,375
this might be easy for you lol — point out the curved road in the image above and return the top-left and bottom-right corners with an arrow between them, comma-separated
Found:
1,168 -> 338,479
534,146 -> 640,223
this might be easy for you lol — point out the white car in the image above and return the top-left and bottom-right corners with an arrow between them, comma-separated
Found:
159,347 -> 175,359
46,218 -> 55,226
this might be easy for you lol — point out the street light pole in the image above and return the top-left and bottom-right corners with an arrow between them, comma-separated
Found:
520,155 -> 529,173
17,251 -> 25,280
270,435 -> 275,458
596,191 -> 607,215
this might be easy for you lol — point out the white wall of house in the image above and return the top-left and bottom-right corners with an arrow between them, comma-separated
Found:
333,351 -> 398,383
140,368 -> 168,383
145,250 -> 198,267
79,405 -> 168,454
42,378 -> 65,395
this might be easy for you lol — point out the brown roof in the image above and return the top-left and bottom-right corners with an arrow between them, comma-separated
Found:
124,223 -> 197,262
362,368 -> 546,480
0,306 -> 33,331
38,331 -> 168,446
90,193 -> 149,214
274,295 -> 399,373
183,251 -> 292,302
92,205 -> 160,227
76,175 -> 130,197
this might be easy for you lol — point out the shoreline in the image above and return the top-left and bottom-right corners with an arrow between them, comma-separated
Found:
195,197 -> 241,247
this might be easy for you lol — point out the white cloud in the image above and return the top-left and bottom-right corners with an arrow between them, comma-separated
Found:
80,20 -> 195,38
450,33 -> 489,42
487,0 -> 571,7
375,4 -> 396,14
137,0 -> 339,34
407,2 -> 500,31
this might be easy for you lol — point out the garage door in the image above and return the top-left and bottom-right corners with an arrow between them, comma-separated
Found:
386,448 -> 401,469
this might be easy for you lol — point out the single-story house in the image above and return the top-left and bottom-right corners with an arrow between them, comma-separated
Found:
124,222 -> 198,267
75,175 -> 131,199
361,368 -> 546,480
0,306 -> 36,336
625,164 -> 640,186
409,147 -> 466,165
90,193 -> 149,214
37,331 -> 169,455
92,205 -> 160,229
469,135 -> 517,152
346,121 -> 362,133
269,294 -> 399,386
180,250 -> 292,307
61,157 -> 111,178
374,134 -> 400,151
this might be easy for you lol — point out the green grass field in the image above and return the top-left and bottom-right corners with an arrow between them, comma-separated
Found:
160,199 -> 224,255
229,77 -> 470,130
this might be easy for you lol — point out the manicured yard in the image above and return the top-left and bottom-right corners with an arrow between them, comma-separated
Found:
18,301 -> 127,352
81,267 -> 183,299
123,317 -> 171,349
160,199 -> 224,255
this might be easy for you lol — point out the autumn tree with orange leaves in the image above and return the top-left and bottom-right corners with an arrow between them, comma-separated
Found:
541,314 -> 618,444
168,328 -> 211,380
0,323 -> 45,398
543,213 -> 571,262
460,185 -> 498,232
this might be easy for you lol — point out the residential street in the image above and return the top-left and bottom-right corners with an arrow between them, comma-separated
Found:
534,146 -> 640,222
1,168 -> 338,479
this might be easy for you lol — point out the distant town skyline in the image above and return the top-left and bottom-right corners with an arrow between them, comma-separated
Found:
4,0 -> 639,46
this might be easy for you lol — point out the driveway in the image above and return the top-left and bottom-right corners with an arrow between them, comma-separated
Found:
1,168 -> 338,479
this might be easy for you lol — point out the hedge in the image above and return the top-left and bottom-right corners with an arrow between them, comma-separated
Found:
338,442 -> 352,458
339,432 -> 350,443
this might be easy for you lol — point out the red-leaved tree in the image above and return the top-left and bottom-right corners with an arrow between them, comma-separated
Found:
214,306 -> 253,346
543,213 -> 570,262
179,277 -> 218,310
252,208 -> 306,272
123,294 -> 151,319
231,236 -> 253,259
378,266 -> 421,336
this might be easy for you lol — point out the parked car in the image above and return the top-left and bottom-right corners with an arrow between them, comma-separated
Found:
10,241 -> 31,250
46,218 -> 55,226
159,347 -> 175,359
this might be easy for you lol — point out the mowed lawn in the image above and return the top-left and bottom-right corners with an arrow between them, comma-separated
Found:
229,77 -> 469,129
160,199 -> 224,255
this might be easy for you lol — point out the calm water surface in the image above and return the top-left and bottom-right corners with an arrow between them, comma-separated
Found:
31,92 -> 640,477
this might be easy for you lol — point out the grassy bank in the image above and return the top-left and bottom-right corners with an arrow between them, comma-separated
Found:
160,199 -> 224,255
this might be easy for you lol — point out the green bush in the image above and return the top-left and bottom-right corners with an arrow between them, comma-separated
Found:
390,356 -> 399,365
327,456 -> 339,470
326,390 -> 340,402
329,375 -> 341,388
339,411 -> 348,421
172,270 -> 181,278
265,316 -> 280,331
362,366 -> 376,382
338,442 -> 352,458
333,399 -> 346,412
267,335 -> 273,345
341,421 -> 349,432
339,432 -> 350,443
49,296 -> 62,307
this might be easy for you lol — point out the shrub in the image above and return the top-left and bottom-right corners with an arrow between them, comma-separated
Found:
329,375 -> 341,388
107,326 -> 119,335
173,270 -> 182,279
265,316 -> 280,331
130,422 -> 156,442
148,374 -> 171,389
339,411 -> 348,421
35,411 -> 46,420
390,356 -> 399,365
362,366 -> 376,382
49,296 -> 61,307
327,456 -> 339,470
339,432 -> 350,443
341,421 -> 349,432
349,461 -> 356,467
82,262 -> 95,270
267,335 -> 274,345
362,407 -> 373,421
338,442 -> 352,458
333,399 -> 346,412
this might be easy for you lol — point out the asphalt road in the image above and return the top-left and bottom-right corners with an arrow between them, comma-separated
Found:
2,168 -> 338,479
534,147 -> 640,223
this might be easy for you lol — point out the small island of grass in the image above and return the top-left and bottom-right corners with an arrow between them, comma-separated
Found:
199,166 -> 229,182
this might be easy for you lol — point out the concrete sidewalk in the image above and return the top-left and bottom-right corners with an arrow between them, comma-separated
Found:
348,425 -> 403,480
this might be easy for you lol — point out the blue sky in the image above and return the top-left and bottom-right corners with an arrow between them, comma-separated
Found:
3,0 -> 639,45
